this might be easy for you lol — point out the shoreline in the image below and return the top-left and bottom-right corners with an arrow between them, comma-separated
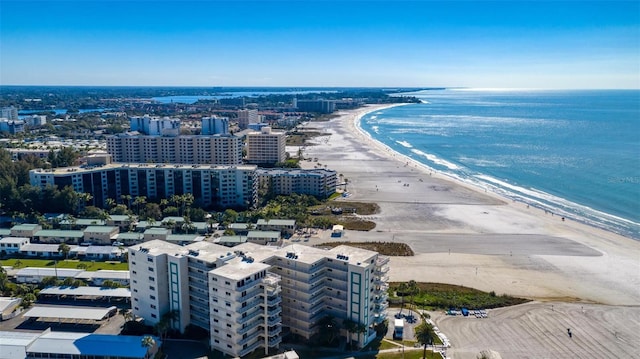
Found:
349,104 -> 638,240
298,104 -> 640,306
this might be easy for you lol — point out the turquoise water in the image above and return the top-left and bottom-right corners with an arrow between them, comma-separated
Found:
360,89 -> 640,239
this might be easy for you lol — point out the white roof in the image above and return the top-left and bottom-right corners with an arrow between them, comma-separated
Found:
0,330 -> 40,352
74,270 -> 130,280
23,305 -> 117,320
0,237 -> 29,243
39,286 -> 131,298
26,332 -> 155,358
15,267 -> 83,277
0,297 -> 21,312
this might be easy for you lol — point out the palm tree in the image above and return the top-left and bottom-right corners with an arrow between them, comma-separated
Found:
343,319 -> 357,349
121,194 -> 132,208
58,243 -> 71,259
132,196 -> 147,216
105,198 -> 116,210
141,335 -> 155,349
415,321 -> 436,359
318,315 -> 340,345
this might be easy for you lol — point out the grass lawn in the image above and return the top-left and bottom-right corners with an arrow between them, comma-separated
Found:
389,282 -> 529,310
316,242 -> 414,256
1,258 -> 128,271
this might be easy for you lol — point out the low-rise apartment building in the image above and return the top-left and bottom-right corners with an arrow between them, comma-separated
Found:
256,168 -> 337,199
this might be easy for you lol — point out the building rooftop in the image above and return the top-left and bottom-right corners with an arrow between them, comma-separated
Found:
184,241 -> 234,262
257,219 -> 296,226
21,243 -> 74,252
144,228 -> 170,235
75,270 -> 130,280
0,236 -> 30,243
15,267 -> 84,277
11,224 -> 40,231
31,162 -> 257,175
131,239 -> 187,257
210,257 -> 270,281
166,234 -> 204,242
39,286 -> 131,298
0,297 -> 22,313
0,228 -> 11,236
247,231 -> 281,238
84,226 -> 118,233
108,215 -> 132,221
0,330 -> 40,350
61,218 -> 106,226
35,229 -> 84,238
26,332 -> 154,358
117,232 -> 143,240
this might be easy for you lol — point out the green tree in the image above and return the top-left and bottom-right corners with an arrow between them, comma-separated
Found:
415,321 -> 436,359
58,243 -> 71,259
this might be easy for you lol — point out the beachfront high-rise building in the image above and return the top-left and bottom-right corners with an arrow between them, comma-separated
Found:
29,163 -> 258,210
296,100 -> 336,114
128,240 -> 283,357
129,115 -> 181,136
127,240 -> 388,353
202,116 -> 229,135
237,109 -> 260,130
106,133 -> 243,165
245,127 -> 286,165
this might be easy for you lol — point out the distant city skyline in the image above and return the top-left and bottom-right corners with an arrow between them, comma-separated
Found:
1,0 -> 638,89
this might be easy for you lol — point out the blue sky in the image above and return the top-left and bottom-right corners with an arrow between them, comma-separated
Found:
1,1 -> 638,88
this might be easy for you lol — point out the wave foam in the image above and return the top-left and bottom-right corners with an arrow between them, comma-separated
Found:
411,149 -> 460,170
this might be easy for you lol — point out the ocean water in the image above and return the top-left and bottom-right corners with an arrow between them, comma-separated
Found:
360,89 -> 640,239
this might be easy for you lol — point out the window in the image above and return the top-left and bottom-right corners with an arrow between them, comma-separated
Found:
151,304 -> 156,309
148,257 -> 153,262
148,266 -> 154,272
150,286 -> 155,290
149,276 -> 155,281
225,281 -> 230,285
151,314 -> 157,318
150,295 -> 156,300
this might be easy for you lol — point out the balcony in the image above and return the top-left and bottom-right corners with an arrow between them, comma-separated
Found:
238,298 -> 263,314
238,340 -> 262,357
376,256 -> 390,267
374,265 -> 389,275
268,335 -> 282,347
266,295 -> 281,306
238,330 -> 261,346
237,308 -> 262,324
373,275 -> 389,284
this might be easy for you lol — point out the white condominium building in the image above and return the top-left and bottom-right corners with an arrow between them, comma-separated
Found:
256,168 -> 337,198
106,133 -> 243,165
129,115 -> 181,136
262,244 -> 389,345
128,240 -> 388,356
29,163 -> 258,210
129,240 -> 282,357
246,127 -> 286,165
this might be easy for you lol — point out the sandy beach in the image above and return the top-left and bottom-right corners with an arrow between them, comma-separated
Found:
295,104 -> 640,358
